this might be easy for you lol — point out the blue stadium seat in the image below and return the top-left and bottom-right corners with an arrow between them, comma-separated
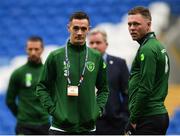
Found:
0,94 -> 16,134
0,0 -> 179,59
167,107 -> 180,134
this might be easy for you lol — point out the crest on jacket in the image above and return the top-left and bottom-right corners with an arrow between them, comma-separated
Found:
86,61 -> 95,72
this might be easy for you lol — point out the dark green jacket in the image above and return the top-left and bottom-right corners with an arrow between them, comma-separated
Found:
128,32 -> 170,123
36,41 -> 109,133
6,61 -> 49,125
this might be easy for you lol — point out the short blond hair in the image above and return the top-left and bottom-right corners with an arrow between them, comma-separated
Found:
128,6 -> 152,21
88,28 -> 108,43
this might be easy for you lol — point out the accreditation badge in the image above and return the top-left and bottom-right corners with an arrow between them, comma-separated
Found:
67,86 -> 78,96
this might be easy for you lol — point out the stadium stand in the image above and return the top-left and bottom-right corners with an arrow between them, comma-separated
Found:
167,107 -> 180,134
0,0 -> 179,60
0,0 -> 179,134
0,95 -> 16,134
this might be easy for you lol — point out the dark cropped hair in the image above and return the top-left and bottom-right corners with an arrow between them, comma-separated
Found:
28,36 -> 44,47
69,11 -> 90,25
128,6 -> 152,21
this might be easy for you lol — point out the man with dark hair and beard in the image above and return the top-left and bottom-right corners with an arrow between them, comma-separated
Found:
6,36 -> 50,135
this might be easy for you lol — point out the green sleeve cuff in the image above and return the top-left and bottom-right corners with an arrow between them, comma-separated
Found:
130,115 -> 137,124
48,105 -> 55,115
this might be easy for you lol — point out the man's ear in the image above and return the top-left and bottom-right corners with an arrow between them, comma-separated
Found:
25,46 -> 28,54
148,21 -> 151,27
147,21 -> 151,32
41,46 -> 44,52
88,26 -> 91,32
67,24 -> 70,32
106,42 -> 108,46
105,42 -> 108,50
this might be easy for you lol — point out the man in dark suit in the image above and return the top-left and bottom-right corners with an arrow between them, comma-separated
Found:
88,29 -> 130,134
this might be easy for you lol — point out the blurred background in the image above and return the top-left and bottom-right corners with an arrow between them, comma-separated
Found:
0,0 -> 179,134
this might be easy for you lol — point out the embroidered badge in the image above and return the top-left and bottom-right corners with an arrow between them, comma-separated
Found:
25,73 -> 32,87
86,61 -> 95,72
140,53 -> 144,61
103,62 -> 106,69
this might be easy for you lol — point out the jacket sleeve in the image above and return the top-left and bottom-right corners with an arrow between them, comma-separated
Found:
96,57 -> 109,114
130,46 -> 156,123
36,53 -> 56,115
6,71 -> 19,117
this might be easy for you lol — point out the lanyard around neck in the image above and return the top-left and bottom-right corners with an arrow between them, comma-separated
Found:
65,44 -> 88,86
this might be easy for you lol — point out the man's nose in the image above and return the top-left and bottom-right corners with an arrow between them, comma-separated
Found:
91,43 -> 98,49
129,24 -> 135,30
31,49 -> 36,55
77,29 -> 83,35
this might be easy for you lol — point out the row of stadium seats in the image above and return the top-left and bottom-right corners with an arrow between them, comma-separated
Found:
0,95 -> 16,134
0,0 -> 179,59
167,108 -> 180,134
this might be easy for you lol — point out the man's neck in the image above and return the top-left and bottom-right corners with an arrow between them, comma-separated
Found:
28,59 -> 42,65
69,41 -> 85,46
137,32 -> 154,45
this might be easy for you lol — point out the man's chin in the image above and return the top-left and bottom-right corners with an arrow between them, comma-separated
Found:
28,58 -> 40,64
74,41 -> 85,45
132,37 -> 138,41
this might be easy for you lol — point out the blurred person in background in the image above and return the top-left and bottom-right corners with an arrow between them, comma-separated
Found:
88,29 -> 129,135
36,11 -> 109,135
125,6 -> 170,135
6,36 -> 50,135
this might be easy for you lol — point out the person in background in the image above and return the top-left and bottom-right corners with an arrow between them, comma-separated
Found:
36,11 -> 109,135
88,28 -> 129,135
125,6 -> 170,135
6,36 -> 50,135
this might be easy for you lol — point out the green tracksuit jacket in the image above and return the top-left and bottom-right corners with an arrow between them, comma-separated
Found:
36,41 -> 109,132
6,61 -> 49,125
128,32 -> 170,123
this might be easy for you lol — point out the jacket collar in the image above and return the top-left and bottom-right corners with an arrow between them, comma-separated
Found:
67,40 -> 86,51
27,60 -> 42,67
137,32 -> 156,46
